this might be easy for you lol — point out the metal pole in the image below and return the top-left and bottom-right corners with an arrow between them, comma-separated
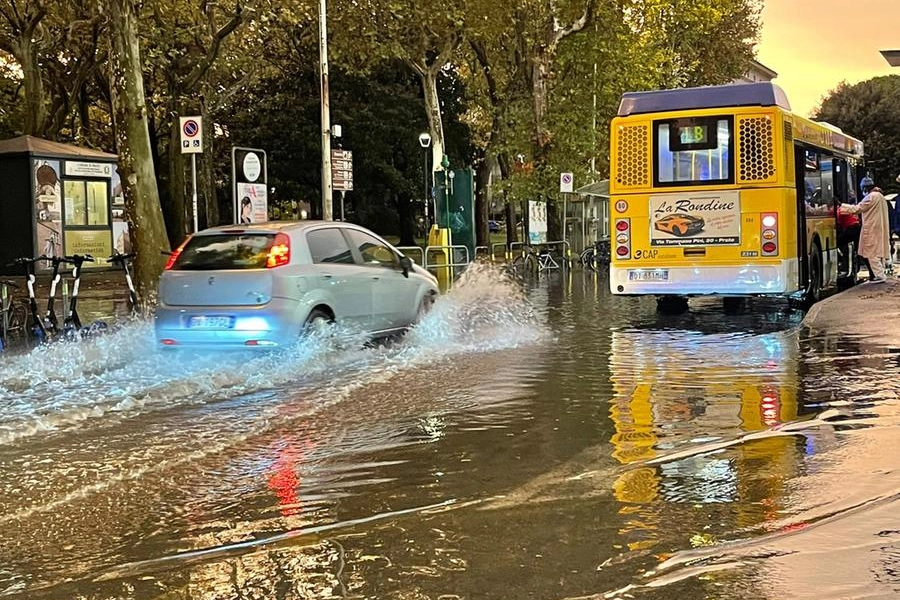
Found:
191,153 -> 198,232
340,190 -> 345,221
318,0 -> 333,221
423,149 -> 429,227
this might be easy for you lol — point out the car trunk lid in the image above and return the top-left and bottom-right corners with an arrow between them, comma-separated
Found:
159,271 -> 274,306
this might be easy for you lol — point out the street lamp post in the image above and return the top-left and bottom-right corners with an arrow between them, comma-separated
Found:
418,132 -> 431,227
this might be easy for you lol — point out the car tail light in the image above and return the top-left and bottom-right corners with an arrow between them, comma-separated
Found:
614,218 -> 631,260
164,238 -> 190,270
160,338 -> 178,345
266,233 -> 291,268
761,212 -> 778,256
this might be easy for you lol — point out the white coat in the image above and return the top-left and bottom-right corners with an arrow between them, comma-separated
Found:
840,190 -> 890,260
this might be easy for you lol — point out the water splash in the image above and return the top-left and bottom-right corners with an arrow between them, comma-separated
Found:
0,263 -> 547,448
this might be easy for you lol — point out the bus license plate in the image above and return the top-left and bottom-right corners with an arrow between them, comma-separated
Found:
188,315 -> 235,329
628,269 -> 669,281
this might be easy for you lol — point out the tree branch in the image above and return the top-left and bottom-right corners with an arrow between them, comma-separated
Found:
181,2 -> 245,92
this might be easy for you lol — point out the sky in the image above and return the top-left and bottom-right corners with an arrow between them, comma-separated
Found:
755,0 -> 899,118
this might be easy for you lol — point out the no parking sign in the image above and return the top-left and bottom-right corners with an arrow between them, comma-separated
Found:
560,172 -> 574,193
179,116 -> 203,154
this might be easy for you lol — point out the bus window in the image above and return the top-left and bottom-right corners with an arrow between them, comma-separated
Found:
833,158 -> 848,203
655,117 -> 732,186
803,150 -> 834,206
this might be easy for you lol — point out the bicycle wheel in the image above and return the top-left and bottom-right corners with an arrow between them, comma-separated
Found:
580,248 -> 595,266
7,303 -> 27,334
523,254 -> 539,274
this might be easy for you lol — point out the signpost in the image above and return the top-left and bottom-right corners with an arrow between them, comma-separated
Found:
180,116 -> 203,232
331,149 -> 353,220
560,172 -> 574,244
232,147 -> 268,224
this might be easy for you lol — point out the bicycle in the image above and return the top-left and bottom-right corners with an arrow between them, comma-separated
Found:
7,256 -> 51,342
0,279 -> 28,349
512,244 -> 570,275
580,238 -> 611,271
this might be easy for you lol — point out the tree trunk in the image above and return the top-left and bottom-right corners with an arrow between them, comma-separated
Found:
419,67 -> 446,180
474,151 -> 491,247
108,0 -> 170,307
498,152 -> 518,246
200,92 -> 218,227
531,48 -> 561,241
165,97 -> 188,244
19,38 -> 48,136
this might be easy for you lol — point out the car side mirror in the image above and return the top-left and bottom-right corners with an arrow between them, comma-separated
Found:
398,255 -> 413,278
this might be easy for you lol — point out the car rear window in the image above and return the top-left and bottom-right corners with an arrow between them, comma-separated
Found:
170,233 -> 280,270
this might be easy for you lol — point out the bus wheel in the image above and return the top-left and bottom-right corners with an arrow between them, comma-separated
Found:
805,244 -> 822,306
656,295 -> 688,314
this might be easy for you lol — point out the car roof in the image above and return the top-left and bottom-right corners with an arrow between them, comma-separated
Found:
194,221 -> 370,236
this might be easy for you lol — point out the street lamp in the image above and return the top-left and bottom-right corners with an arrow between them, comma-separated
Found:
418,132 -> 432,227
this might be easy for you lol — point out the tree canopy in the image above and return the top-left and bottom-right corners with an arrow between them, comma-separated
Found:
814,75 -> 900,194
0,0 -> 762,290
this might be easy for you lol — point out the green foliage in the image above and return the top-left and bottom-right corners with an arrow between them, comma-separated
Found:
814,75 -> 900,194
218,60 -> 471,237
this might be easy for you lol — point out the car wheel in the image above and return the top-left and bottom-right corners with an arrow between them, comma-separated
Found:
303,308 -> 333,336
415,293 -> 435,325
672,225 -> 684,236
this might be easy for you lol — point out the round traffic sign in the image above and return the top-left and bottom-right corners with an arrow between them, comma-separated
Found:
562,173 -> 572,184
182,119 -> 200,138
243,152 -> 261,182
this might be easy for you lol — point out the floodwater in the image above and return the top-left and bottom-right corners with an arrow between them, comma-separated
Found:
0,265 -> 897,600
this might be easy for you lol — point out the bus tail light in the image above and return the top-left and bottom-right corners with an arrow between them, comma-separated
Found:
761,213 -> 778,256
614,219 -> 631,259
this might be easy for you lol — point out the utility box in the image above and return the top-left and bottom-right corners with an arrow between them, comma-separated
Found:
434,167 -> 475,262
0,136 -> 124,275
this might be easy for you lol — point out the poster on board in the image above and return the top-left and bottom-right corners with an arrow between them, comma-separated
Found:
649,191 -> 741,247
236,182 -> 268,224
528,200 -> 548,245
33,159 -> 62,264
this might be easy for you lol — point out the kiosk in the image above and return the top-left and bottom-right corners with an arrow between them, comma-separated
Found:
0,136 -> 124,274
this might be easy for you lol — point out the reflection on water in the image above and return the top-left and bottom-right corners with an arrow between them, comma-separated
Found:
0,267 -> 897,600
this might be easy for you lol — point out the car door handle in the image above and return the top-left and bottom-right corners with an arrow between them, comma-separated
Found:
322,273 -> 333,279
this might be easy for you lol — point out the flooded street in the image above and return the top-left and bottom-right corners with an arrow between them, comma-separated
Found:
0,265 -> 897,600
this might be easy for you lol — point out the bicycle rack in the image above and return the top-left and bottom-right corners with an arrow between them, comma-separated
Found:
490,242 -> 508,262
474,246 -> 490,261
395,245 -> 426,267
425,245 -> 471,275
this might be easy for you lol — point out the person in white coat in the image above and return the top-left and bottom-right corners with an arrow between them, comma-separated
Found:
840,177 -> 890,283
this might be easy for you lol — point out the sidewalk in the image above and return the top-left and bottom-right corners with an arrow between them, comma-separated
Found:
802,276 -> 900,349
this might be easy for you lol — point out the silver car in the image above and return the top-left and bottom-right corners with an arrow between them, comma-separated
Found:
154,221 -> 439,349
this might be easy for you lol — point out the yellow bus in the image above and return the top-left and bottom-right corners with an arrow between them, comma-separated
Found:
608,82 -> 865,311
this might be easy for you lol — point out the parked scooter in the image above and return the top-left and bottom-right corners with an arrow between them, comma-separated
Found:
42,254 -> 67,336
62,254 -> 108,340
106,250 -> 138,316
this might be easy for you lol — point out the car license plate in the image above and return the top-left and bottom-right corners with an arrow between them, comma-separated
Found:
628,269 -> 669,281
187,315 -> 235,329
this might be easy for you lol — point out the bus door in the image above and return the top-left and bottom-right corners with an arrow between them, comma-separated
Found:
794,145 -> 811,290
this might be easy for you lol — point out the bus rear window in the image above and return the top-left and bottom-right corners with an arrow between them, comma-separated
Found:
655,117 -> 733,186
171,233 -> 279,270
